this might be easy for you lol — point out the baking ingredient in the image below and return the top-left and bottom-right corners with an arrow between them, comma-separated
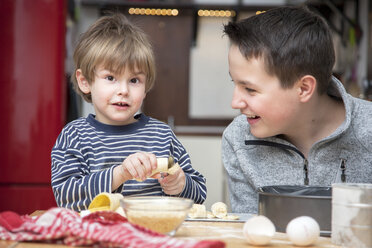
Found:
151,157 -> 169,174
286,216 -> 320,246
243,215 -> 275,246
167,163 -> 180,175
206,211 -> 214,219
223,214 -> 239,220
211,202 -> 227,218
88,193 -> 123,212
115,206 -> 126,217
135,157 -> 179,181
188,202 -> 240,220
188,204 -> 207,218
126,209 -> 186,234
122,197 -> 193,235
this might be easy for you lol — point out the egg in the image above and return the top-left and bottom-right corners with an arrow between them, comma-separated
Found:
286,216 -> 320,246
243,215 -> 276,246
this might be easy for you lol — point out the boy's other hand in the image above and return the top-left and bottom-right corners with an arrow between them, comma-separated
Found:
156,167 -> 185,195
120,152 -> 157,182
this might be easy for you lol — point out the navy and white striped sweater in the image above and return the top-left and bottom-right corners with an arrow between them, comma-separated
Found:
51,114 -> 206,211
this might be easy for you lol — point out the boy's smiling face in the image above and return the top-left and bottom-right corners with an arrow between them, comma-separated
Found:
228,45 -> 301,138
77,64 -> 147,126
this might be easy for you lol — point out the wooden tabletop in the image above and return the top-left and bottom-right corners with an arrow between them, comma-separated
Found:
177,220 -> 340,248
0,211 -> 341,248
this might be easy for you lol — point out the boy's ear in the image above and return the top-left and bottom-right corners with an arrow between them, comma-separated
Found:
76,69 -> 91,94
296,75 -> 316,102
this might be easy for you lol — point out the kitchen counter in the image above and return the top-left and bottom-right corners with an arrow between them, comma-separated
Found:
177,220 -> 339,248
0,211 -> 340,248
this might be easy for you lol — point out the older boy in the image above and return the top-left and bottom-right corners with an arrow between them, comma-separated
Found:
222,6 -> 372,214
51,14 -> 206,211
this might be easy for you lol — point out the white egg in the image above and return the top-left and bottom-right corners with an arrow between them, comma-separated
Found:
286,216 -> 320,246
243,215 -> 276,246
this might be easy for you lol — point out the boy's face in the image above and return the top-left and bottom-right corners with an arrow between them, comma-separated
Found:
228,45 -> 301,138
78,65 -> 147,125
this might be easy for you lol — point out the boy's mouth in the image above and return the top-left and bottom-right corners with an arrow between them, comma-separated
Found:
247,115 -> 259,119
246,114 -> 260,125
113,102 -> 129,107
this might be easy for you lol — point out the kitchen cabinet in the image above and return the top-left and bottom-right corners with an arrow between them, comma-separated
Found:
0,0 -> 66,214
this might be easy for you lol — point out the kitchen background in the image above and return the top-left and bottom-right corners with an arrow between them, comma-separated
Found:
1,0 -> 371,214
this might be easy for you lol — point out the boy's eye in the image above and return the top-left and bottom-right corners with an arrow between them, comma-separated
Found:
245,88 -> 256,93
130,78 -> 139,84
105,75 -> 115,81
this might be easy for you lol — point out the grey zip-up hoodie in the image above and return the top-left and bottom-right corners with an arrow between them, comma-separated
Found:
222,76 -> 372,214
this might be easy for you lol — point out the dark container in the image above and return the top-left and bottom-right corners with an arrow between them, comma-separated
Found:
258,185 -> 332,236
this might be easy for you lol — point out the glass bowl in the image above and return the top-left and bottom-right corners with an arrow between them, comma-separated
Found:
120,196 -> 193,235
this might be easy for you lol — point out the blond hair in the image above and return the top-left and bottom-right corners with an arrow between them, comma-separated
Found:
72,13 -> 155,102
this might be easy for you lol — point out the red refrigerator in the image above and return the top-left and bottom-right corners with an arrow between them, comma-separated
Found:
0,0 -> 66,214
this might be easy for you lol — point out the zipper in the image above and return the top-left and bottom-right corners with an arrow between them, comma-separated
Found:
340,158 -> 346,182
303,159 -> 309,185
245,140 -> 309,185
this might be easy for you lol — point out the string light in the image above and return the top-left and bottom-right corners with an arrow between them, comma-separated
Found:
128,8 -> 179,16
128,8 -> 233,17
197,9 -> 235,17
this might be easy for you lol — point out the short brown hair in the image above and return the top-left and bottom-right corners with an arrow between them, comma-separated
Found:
72,13 -> 156,102
224,6 -> 335,95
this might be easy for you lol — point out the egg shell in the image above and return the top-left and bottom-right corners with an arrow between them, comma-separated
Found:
286,216 -> 320,246
243,215 -> 276,246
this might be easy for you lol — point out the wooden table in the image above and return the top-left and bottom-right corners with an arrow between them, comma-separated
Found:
0,211 -> 341,248
177,221 -> 340,248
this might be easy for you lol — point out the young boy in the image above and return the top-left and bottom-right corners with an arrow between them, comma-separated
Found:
222,6 -> 372,214
51,13 -> 206,211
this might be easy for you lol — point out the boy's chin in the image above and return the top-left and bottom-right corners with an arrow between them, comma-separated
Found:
249,128 -> 273,139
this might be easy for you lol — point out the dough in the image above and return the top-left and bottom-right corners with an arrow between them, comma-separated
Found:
188,204 -> 207,218
211,202 -> 227,218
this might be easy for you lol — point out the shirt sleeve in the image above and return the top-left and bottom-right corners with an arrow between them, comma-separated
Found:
168,137 -> 207,204
51,127 -> 115,212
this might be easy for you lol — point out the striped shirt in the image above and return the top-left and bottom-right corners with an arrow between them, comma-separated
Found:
51,114 -> 207,211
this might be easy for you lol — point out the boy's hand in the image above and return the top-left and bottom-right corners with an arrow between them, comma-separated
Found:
155,167 -> 185,195
120,152 -> 157,182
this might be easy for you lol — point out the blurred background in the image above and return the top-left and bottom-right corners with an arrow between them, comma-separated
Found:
1,0 -> 371,214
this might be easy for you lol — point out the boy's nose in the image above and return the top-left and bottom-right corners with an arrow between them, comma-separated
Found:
117,82 -> 129,95
231,87 -> 246,110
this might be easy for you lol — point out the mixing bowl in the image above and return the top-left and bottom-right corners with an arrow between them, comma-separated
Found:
120,196 -> 193,235
258,185 -> 332,236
